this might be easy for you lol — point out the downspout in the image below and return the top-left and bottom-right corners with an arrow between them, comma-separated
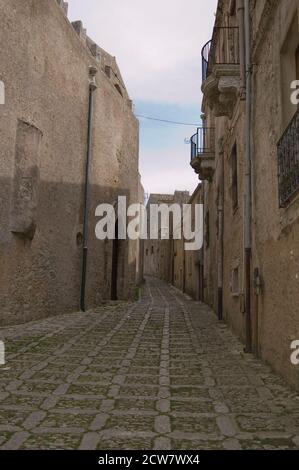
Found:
80,66 -> 98,312
244,0 -> 252,352
217,140 -> 224,321
202,182 -> 206,303
237,0 -> 246,99
183,215 -> 186,293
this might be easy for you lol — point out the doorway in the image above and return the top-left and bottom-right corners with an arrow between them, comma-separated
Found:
111,220 -> 119,300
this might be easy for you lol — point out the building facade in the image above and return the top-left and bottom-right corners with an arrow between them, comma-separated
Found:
189,0 -> 299,389
0,0 -> 141,325
135,174 -> 145,286
144,187 -> 204,301
173,184 -> 204,300
143,191 -> 190,283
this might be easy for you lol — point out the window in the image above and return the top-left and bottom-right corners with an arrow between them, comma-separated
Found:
277,109 -> 299,207
280,15 -> 299,129
277,17 -> 299,207
105,65 -> 111,78
146,249 -> 149,256
231,143 -> 238,211
231,266 -> 239,296
229,0 -> 236,16
205,211 -> 210,248
151,246 -> 154,254
114,84 -> 123,97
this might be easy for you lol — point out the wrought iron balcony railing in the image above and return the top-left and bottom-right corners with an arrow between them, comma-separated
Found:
277,109 -> 299,207
190,127 -> 215,162
201,27 -> 240,82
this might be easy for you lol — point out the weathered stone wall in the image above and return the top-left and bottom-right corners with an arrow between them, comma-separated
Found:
222,107 -> 245,342
135,175 -> 145,286
148,186 -> 204,301
173,236 -> 185,291
181,185 -> 204,301
201,1 -> 246,338
143,191 -> 189,283
200,0 -> 299,390
251,0 -> 299,388
144,193 -> 177,282
0,0 -> 140,325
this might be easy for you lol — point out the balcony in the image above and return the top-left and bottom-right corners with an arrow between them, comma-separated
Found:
278,109 -> 299,207
190,127 -> 215,181
201,27 -> 240,119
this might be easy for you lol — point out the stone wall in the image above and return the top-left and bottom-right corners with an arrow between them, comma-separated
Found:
144,187 -> 204,302
251,0 -> 299,388
198,0 -> 299,390
184,185 -> 204,301
143,191 -> 189,283
173,185 -> 204,301
0,0 -> 140,325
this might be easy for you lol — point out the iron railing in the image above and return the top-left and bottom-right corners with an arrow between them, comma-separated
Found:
201,27 -> 240,82
277,109 -> 299,207
190,127 -> 215,162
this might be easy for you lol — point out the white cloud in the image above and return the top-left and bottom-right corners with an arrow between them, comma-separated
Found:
67,1 -> 216,195
140,147 -> 199,196
68,0 -> 217,104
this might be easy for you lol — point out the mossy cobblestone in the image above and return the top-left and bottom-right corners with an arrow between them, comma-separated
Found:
1,279 -> 299,450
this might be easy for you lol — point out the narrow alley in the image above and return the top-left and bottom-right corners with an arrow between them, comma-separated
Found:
1,278 -> 299,451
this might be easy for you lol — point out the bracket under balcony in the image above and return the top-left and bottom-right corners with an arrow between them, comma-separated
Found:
190,127 -> 215,181
201,27 -> 240,119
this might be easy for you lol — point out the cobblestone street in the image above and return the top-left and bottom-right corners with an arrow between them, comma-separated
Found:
1,277 -> 299,450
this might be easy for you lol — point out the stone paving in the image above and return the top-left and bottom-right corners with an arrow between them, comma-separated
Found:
1,277 -> 299,450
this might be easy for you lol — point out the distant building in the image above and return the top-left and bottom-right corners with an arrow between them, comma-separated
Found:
144,191 -> 189,283
173,184 -> 204,300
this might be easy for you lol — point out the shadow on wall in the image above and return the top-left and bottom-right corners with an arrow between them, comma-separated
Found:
0,178 -> 138,326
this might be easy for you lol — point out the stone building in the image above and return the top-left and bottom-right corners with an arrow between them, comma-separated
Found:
189,0 -> 299,389
135,174 -> 145,286
173,184 -> 204,300
144,186 -> 204,300
0,0 -> 141,325
143,191 -> 189,282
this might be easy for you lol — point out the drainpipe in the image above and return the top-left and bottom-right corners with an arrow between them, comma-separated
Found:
244,0 -> 252,352
202,182 -> 206,303
217,140 -> 224,320
237,0 -> 246,98
183,215 -> 186,293
80,66 -> 98,312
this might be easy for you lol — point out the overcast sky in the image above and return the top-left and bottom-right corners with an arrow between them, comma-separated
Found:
68,0 -> 217,197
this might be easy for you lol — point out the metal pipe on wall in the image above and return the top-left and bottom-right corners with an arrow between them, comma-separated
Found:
244,0 -> 253,352
237,0 -> 246,98
217,141 -> 224,321
80,66 -> 98,312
